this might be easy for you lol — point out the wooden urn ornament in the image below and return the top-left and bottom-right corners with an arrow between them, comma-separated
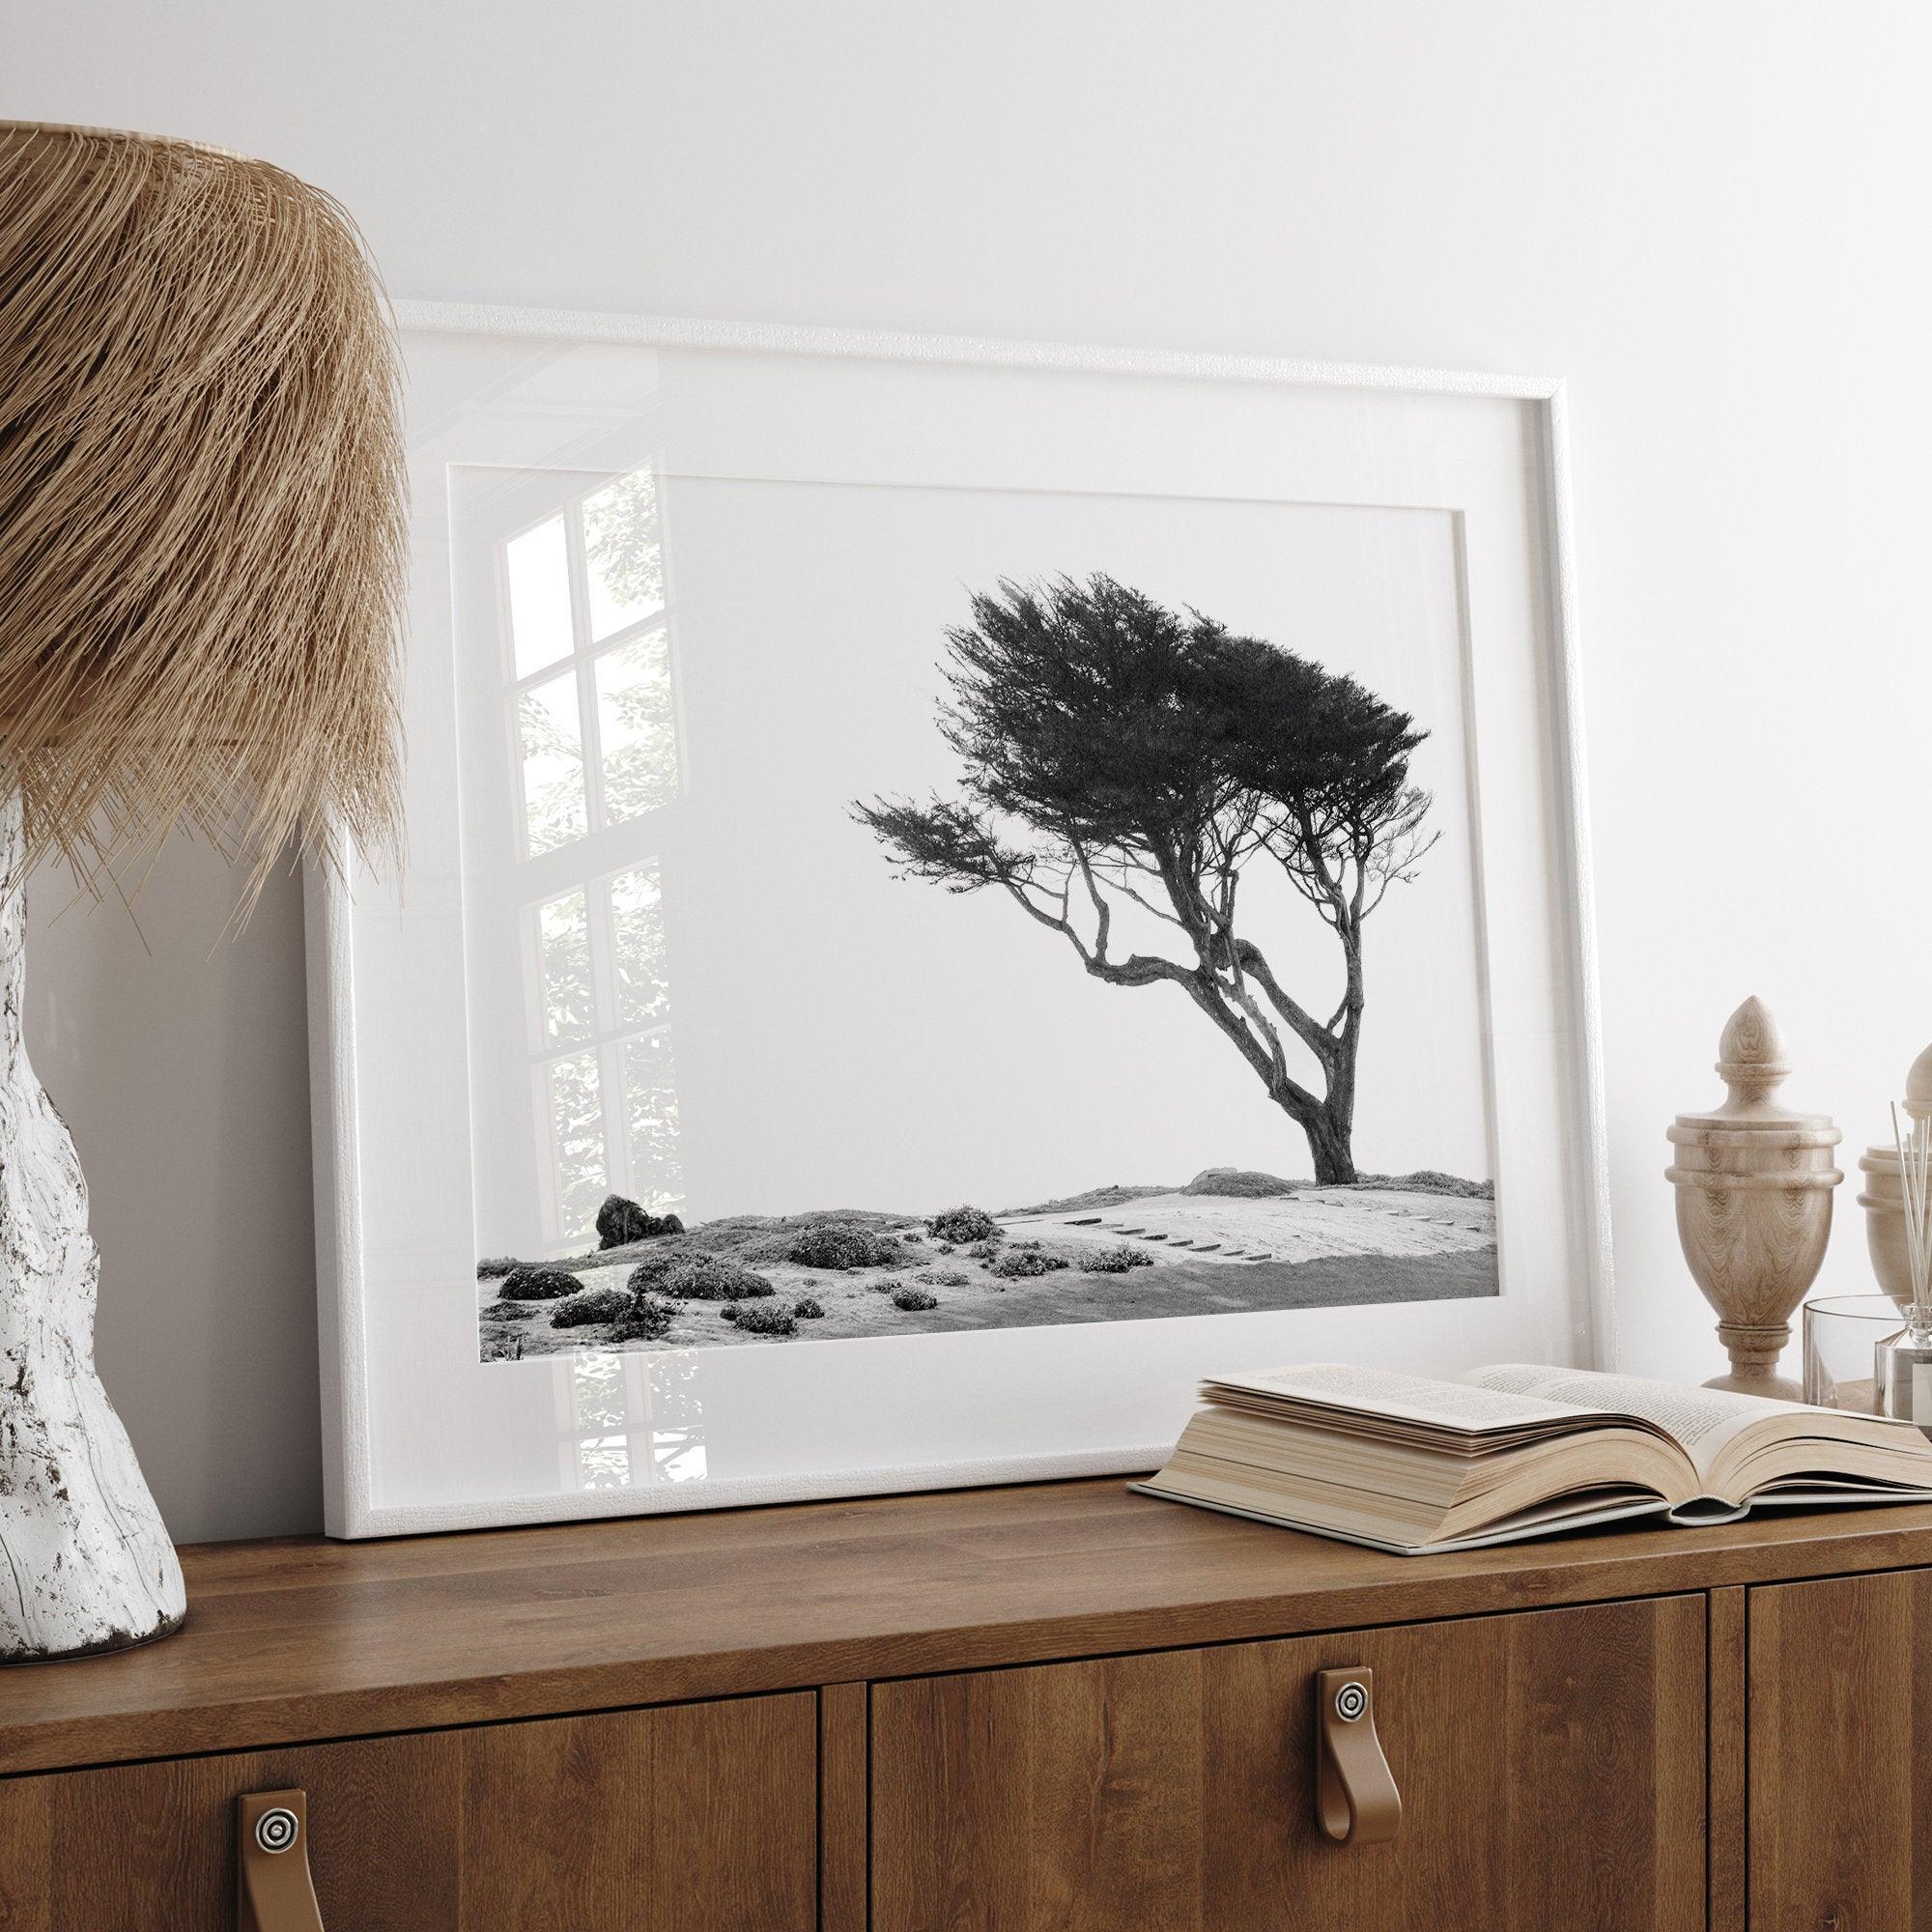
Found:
1665,998 -> 1842,1400
1857,1041 -> 1932,1309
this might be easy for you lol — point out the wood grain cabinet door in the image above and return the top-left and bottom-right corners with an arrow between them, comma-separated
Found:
1749,1568 -> 1932,1932
871,1596 -> 1705,1932
0,1691 -> 816,1931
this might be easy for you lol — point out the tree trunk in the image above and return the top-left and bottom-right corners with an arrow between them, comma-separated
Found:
1301,1105 -> 1358,1187
0,790 -> 185,1659
1179,944 -> 1364,1187
1306,924 -> 1364,1184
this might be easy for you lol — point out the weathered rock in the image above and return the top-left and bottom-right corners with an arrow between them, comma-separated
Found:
595,1193 -> 685,1248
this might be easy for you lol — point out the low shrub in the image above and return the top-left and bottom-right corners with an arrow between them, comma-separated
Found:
988,1247 -> 1069,1279
891,1286 -> 939,1312
926,1205 -> 998,1243
497,1264 -> 583,1301
733,1301 -> 799,1338
481,1298 -> 535,1321
476,1255 -> 519,1279
1081,1245 -> 1155,1274
916,1267 -> 970,1288
678,1255 -> 775,1300
964,1238 -> 1004,1260
1352,1170 -> 1493,1200
783,1222 -> 903,1270
550,1284 -> 632,1328
632,1253 -> 775,1301
611,1293 -> 675,1343
794,1295 -> 826,1320
626,1248 -> 690,1292
1180,1167 -> 1301,1198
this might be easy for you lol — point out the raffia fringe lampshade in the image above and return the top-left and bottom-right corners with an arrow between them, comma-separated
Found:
0,124 -> 406,1659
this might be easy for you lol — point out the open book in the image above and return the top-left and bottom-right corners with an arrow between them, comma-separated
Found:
1132,1362 -> 1932,1554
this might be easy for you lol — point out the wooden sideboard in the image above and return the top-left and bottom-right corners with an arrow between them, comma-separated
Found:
0,1477 -> 1928,1929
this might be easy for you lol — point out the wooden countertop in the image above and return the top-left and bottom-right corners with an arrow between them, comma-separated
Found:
5,1477 -> 1932,1776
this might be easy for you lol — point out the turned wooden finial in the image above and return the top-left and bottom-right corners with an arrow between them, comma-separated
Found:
1708,996 -> 1799,1123
1906,1041 -> 1932,1122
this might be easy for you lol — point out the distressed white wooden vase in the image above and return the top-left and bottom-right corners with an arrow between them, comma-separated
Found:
0,795 -> 185,1659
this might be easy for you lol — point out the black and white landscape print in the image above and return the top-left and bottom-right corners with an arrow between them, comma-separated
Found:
458,470 -> 1497,1361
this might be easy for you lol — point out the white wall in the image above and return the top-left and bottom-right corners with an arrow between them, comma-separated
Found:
9,0 -> 1931,1542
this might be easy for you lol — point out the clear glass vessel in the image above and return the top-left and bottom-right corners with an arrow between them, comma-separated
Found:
1803,1294 -> 1903,1414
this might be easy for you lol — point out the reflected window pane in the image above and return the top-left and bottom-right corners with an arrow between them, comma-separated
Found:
609,865 -> 670,1030
519,671 -> 587,854
578,1437 -> 633,1488
546,1049 -> 606,1239
582,467 -> 665,641
595,630 -> 677,823
573,1354 -> 627,1430
505,515 -> 574,677
622,1031 -> 683,1212
538,891 -> 593,1045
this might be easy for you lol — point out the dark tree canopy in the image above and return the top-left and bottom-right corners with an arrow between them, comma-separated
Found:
853,575 -> 1436,1184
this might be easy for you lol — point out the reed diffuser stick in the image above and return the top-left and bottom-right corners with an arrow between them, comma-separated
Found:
1889,1101 -> 1932,1339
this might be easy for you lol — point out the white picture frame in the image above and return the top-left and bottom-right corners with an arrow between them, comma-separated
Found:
307,301 -> 1610,1538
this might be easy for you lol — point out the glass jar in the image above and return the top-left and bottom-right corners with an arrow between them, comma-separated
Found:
1802,1294 -> 1903,1414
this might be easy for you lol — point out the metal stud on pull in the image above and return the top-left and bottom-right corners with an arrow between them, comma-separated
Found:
255,1806 -> 299,1855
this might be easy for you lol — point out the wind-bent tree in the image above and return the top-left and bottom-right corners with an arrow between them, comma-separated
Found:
852,576 -> 1436,1184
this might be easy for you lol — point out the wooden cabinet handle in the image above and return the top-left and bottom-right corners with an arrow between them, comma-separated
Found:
238,1790 -> 326,1932
1315,1667 -> 1401,1846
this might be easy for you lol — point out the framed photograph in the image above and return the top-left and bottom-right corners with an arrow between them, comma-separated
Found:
306,303 -> 1609,1537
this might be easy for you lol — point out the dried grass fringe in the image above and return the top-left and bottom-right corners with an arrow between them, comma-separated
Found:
0,124 -> 405,915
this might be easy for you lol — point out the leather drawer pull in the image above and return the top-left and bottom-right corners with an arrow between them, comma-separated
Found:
1315,1667 -> 1401,1846
238,1789 -> 326,1931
